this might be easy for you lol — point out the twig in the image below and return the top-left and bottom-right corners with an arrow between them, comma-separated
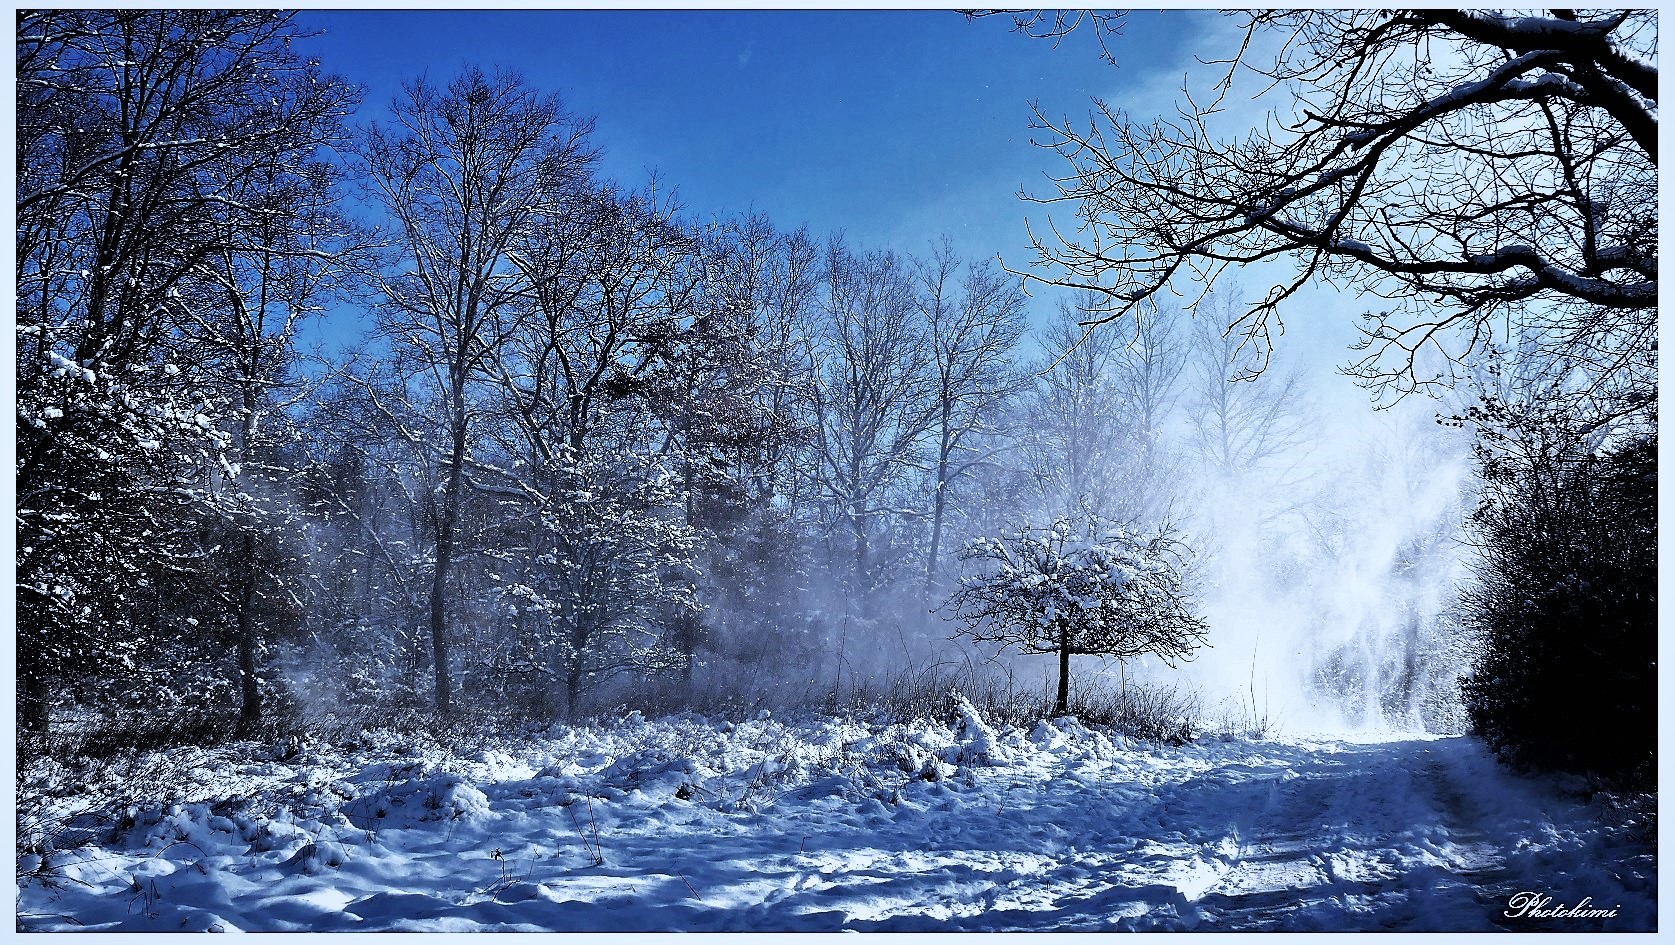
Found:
16,912 -> 87,930
676,870 -> 704,904
586,796 -> 603,865
565,797 -> 604,866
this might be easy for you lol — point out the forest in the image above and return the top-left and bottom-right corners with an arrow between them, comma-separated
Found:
15,9 -> 1656,932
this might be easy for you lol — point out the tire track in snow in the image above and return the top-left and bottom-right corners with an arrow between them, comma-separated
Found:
1180,736 -> 1651,932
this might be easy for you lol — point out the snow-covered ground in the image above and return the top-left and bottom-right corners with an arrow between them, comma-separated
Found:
16,705 -> 1656,932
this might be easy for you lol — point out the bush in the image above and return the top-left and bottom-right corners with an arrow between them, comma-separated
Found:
1068,682 -> 1202,745
1460,421 -> 1654,789
819,661 -> 1205,744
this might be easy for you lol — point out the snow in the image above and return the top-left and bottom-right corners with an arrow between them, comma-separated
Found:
16,711 -> 1655,932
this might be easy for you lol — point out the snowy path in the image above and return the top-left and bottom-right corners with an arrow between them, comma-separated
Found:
16,717 -> 1656,932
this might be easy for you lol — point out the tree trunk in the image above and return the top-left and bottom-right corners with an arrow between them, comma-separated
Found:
678,450 -> 698,684
18,664 -> 49,734
565,657 -> 584,720
851,487 -> 869,599
428,397 -> 470,718
675,612 -> 698,684
17,538 -> 54,735
15,447 -> 56,737
925,459 -> 948,594
235,533 -> 261,736
1055,629 -> 1072,717
429,522 -> 455,717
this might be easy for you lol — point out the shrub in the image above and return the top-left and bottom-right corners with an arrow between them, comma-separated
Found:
1460,416 -> 1654,789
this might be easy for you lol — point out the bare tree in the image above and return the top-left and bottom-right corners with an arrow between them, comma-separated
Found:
676,216 -> 824,677
302,377 -> 435,703
359,67 -> 594,716
1180,291 -> 1318,592
1014,292 -> 1189,534
1110,298 -> 1190,526
496,179 -> 692,457
1116,302 -> 1187,467
689,215 -> 822,509
195,152 -> 360,733
479,179 -> 701,697
1015,10 -> 1655,409
645,214 -> 823,676
917,239 -> 1028,591
1016,296 -> 1129,525
1186,292 -> 1311,484
806,237 -> 936,594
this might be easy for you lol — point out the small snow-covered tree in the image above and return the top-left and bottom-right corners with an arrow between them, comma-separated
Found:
950,520 -> 1209,715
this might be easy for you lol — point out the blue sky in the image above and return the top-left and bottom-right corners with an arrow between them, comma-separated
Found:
294,9 -> 1370,394
297,9 -> 1215,282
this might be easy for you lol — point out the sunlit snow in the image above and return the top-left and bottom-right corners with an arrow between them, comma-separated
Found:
16,709 -> 1654,932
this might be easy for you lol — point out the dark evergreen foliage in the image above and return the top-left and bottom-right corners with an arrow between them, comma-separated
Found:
16,10 -> 357,734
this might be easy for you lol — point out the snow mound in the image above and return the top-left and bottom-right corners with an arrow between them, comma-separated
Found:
946,694 -> 1004,766
346,767 -> 492,829
596,749 -> 706,801
281,837 -> 349,875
